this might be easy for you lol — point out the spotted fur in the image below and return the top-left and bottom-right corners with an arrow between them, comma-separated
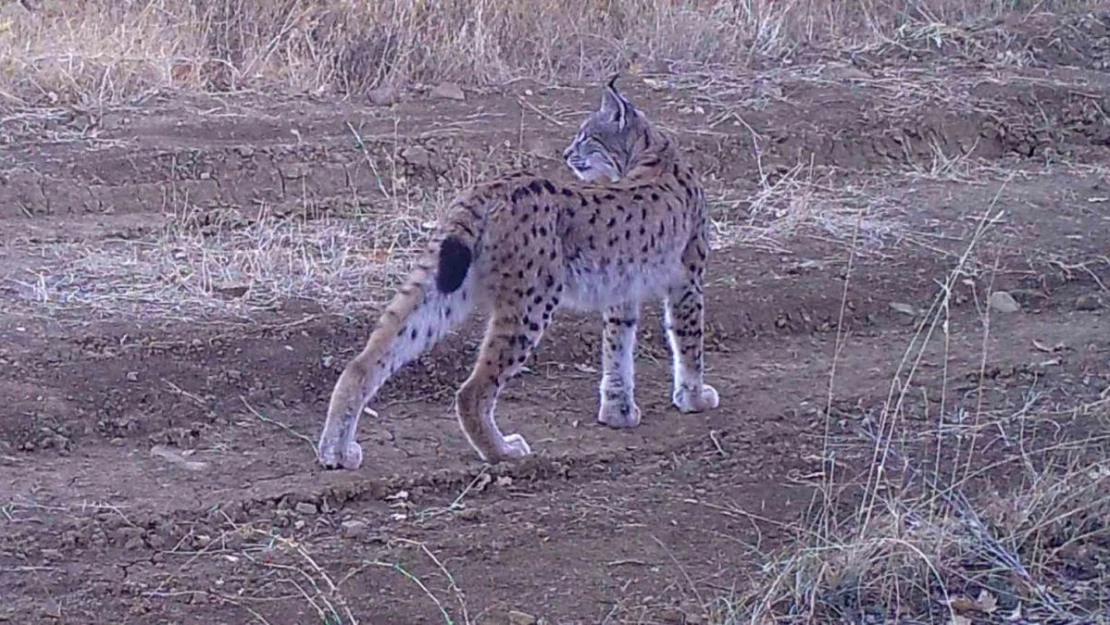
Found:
317,76 -> 719,469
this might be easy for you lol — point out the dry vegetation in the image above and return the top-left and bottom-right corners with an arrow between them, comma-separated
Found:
0,0 -> 1097,107
726,211 -> 1110,624
2,1 -> 1108,624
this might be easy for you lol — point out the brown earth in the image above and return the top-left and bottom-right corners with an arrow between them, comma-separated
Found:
2,11 -> 1110,625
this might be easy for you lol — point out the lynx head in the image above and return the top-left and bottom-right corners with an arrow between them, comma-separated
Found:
563,75 -> 665,183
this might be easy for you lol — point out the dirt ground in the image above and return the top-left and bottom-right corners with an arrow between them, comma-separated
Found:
2,9 -> 1109,625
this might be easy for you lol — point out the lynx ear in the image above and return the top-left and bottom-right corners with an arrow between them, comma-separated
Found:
599,74 -> 631,130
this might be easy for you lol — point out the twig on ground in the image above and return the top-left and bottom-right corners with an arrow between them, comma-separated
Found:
240,396 -> 317,453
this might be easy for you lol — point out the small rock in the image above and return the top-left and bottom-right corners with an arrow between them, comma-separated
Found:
430,82 -> 465,101
888,301 -> 918,316
456,508 -> 480,521
213,286 -> 248,299
341,520 -> 368,538
988,291 -> 1021,314
367,85 -> 401,106
1006,288 -> 1047,305
659,607 -> 686,624
147,533 -> 167,550
680,601 -> 706,625
1075,293 -> 1104,311
126,371 -> 139,381
294,502 -> 318,515
150,445 -> 209,471
508,610 -> 537,625
400,145 -> 433,168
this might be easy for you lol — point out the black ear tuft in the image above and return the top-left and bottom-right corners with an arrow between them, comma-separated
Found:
600,74 -> 631,130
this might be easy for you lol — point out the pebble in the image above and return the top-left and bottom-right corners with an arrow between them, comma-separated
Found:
889,301 -> 918,316
367,85 -> 400,106
988,291 -> 1021,313
456,508 -> 481,521
431,82 -> 465,101
294,502 -> 318,515
1075,293 -> 1104,311
508,610 -> 537,625
341,520 -> 368,538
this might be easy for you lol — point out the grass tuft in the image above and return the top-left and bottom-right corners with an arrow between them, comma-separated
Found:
720,182 -> 1110,625
0,0 -> 1099,107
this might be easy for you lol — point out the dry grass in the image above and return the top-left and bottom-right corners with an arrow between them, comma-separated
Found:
142,518 -> 472,625
0,166 -> 922,322
4,204 -> 442,322
0,497 -> 472,624
720,186 -> 1110,625
0,0 -> 1098,108
0,156 -> 1077,322
725,422 -> 1110,623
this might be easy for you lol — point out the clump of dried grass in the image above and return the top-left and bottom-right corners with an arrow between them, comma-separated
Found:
3,201 -> 443,322
0,0 -> 1098,108
720,191 -> 1110,624
725,428 -> 1110,624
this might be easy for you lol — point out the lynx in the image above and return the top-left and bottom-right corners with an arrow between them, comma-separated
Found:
317,76 -> 719,469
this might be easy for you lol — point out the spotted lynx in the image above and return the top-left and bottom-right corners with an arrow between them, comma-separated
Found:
317,76 -> 718,469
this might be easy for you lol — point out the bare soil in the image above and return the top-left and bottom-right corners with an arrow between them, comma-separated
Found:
2,11 -> 1109,625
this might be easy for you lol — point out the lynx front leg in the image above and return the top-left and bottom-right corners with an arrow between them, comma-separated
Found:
455,299 -> 553,463
663,272 -> 719,414
597,302 -> 642,428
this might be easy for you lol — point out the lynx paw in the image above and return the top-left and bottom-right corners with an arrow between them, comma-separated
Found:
598,397 -> 642,428
489,433 -> 532,463
673,383 -> 720,413
318,440 -> 363,470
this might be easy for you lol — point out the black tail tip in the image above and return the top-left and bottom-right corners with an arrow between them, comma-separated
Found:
436,236 -> 472,294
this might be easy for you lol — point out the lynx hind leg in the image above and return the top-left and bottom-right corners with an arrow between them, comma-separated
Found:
318,342 -> 386,470
318,284 -> 471,470
455,285 -> 559,463
597,302 -> 642,428
663,257 -> 719,414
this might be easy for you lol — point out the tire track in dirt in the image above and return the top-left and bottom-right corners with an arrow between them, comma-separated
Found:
2,68 -> 1109,222
2,234 -> 1105,535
